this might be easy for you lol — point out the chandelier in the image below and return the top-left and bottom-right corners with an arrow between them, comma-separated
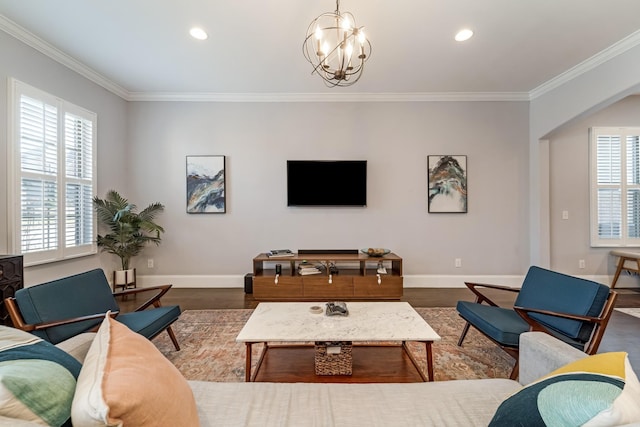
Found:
302,0 -> 372,87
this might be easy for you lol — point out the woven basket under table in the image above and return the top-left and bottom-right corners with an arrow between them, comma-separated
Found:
314,341 -> 353,376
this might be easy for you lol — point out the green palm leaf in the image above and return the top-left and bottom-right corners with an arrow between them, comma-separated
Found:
93,190 -> 165,270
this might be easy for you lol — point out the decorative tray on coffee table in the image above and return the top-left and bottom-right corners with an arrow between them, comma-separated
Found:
325,301 -> 349,316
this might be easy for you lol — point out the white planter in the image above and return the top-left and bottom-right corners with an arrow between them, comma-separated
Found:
114,268 -> 136,285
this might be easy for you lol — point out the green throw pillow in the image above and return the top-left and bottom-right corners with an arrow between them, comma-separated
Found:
0,326 -> 82,427
490,352 -> 640,427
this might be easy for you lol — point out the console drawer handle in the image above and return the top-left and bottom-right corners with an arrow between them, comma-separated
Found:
274,274 -> 279,285
377,274 -> 381,285
328,274 -> 332,284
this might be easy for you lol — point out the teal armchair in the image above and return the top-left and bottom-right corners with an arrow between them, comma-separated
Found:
5,269 -> 181,350
456,266 -> 617,379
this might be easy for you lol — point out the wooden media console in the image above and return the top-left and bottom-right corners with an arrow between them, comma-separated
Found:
252,252 -> 403,301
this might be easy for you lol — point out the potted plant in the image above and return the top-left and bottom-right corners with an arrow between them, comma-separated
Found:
93,190 -> 165,288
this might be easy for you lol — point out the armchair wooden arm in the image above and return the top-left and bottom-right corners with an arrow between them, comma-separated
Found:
4,297 -> 118,333
112,284 -> 172,312
514,306 -> 602,325
464,281 -> 520,307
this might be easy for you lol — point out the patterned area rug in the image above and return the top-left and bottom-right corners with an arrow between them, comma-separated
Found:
152,307 -> 514,382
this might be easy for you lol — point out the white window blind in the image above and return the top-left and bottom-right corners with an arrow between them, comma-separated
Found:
590,127 -> 640,247
9,79 -> 97,265
64,112 -> 94,249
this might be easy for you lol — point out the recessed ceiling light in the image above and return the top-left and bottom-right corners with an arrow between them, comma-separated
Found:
190,27 -> 208,40
455,29 -> 473,42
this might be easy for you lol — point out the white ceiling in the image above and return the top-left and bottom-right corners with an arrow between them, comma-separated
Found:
1,0 -> 640,100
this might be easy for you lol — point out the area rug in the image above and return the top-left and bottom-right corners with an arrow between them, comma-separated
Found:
616,307 -> 640,319
152,307 -> 514,382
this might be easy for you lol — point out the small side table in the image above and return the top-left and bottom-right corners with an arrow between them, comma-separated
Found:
609,250 -> 640,288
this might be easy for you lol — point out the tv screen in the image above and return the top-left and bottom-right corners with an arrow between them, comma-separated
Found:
287,160 -> 367,207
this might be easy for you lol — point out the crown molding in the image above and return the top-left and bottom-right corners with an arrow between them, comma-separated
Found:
126,91 -> 529,102
530,29 -> 640,100
0,14 -> 129,99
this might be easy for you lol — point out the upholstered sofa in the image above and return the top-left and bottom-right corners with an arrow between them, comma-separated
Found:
1,319 -> 638,427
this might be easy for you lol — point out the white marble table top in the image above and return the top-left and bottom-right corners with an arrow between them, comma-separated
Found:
236,302 -> 441,343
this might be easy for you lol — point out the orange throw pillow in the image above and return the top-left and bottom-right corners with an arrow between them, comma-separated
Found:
72,314 -> 199,426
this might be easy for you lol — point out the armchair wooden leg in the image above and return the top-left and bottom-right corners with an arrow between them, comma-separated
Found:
509,359 -> 519,380
611,256 -> 626,289
457,321 -> 471,346
166,326 -> 180,351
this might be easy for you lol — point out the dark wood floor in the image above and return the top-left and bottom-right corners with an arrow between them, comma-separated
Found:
130,287 -> 640,371
157,287 -> 640,310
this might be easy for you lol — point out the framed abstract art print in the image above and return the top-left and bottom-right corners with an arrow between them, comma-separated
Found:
427,155 -> 467,213
186,155 -> 226,213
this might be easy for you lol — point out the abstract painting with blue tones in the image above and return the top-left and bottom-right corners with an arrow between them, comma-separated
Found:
186,155 -> 226,213
428,155 -> 467,213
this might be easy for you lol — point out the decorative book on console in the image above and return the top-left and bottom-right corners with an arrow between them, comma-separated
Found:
298,262 -> 324,275
267,249 -> 295,257
298,269 -> 322,275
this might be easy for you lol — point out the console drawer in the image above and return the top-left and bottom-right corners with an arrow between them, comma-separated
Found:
253,276 -> 303,299
303,276 -> 354,298
353,276 -> 403,298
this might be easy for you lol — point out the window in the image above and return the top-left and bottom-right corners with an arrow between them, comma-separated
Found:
9,79 -> 97,265
590,127 -> 640,247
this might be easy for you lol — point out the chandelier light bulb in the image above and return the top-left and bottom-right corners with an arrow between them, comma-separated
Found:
302,0 -> 372,87
322,42 -> 330,56
345,42 -> 353,60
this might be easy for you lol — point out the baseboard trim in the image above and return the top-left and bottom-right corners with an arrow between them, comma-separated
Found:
403,275 -> 524,288
137,275 -> 242,288
136,273 -> 639,289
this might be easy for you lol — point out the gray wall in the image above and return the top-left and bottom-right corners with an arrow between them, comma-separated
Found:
126,101 -> 530,287
549,95 -> 640,287
528,43 -> 640,268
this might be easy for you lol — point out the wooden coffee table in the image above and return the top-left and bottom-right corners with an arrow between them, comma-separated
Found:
236,302 -> 441,382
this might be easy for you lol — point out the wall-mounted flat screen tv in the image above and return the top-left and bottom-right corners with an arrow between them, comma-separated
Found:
287,160 -> 367,207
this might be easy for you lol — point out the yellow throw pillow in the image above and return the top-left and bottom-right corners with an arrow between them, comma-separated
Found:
71,314 -> 199,427
490,352 -> 640,426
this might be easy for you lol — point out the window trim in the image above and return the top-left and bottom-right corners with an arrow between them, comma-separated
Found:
590,126 -> 640,247
8,78 -> 98,266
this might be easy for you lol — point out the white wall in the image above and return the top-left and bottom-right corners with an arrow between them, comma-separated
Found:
548,95 -> 640,287
127,100 -> 530,287
0,31 -> 129,285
